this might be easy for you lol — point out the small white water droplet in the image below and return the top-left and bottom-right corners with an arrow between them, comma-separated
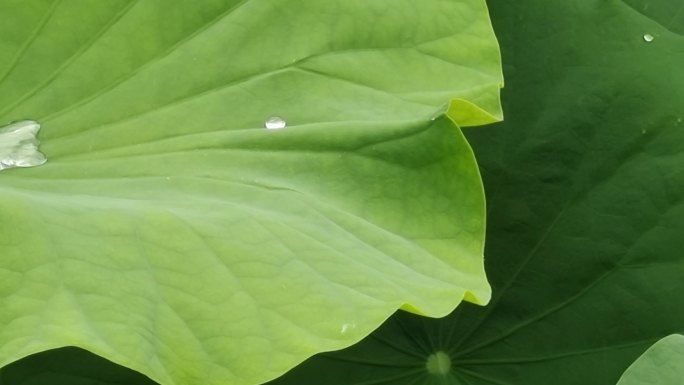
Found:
0,120 -> 47,172
643,34 -> 654,42
340,322 -> 356,334
430,110 -> 444,121
430,104 -> 449,122
265,116 -> 287,130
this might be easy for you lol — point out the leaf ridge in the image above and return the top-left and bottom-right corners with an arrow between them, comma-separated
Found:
41,0 -> 253,124
0,0 -> 62,86
455,338 -> 657,366
455,267 -> 616,357
0,0 -> 139,117
449,203 -> 571,353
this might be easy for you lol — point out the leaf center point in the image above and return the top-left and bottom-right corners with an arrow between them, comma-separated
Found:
426,351 -> 452,375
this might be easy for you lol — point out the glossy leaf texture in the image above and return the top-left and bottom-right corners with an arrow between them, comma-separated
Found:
616,335 -> 684,385
0,1 -> 502,385
266,0 -> 684,384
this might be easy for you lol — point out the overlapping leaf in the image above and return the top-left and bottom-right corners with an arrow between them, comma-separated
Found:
617,335 -> 684,385
266,0 -> 684,384
0,1 -> 502,385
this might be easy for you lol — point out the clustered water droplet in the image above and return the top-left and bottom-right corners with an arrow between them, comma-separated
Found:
0,120 -> 47,171
643,33 -> 655,42
265,116 -> 287,130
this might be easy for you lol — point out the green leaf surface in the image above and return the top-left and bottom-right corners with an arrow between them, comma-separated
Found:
622,0 -> 684,35
267,0 -> 684,384
0,1 -> 502,385
617,335 -> 684,385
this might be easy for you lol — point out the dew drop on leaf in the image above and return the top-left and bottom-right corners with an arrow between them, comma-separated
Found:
265,116 -> 287,130
643,34 -> 654,42
339,322 -> 356,334
0,120 -> 47,171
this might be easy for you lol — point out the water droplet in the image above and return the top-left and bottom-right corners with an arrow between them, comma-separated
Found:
430,104 -> 449,121
265,116 -> 287,130
340,322 -> 356,334
426,351 -> 452,375
0,120 -> 47,172
430,110 -> 445,121
643,34 -> 654,42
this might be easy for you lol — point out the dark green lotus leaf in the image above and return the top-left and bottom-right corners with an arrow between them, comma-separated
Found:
0,347 -> 157,385
0,1 -> 502,385
267,0 -> 684,384
616,335 -> 684,385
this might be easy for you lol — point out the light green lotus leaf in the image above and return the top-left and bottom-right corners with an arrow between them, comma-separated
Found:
0,1 -> 502,385
616,335 -> 684,385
